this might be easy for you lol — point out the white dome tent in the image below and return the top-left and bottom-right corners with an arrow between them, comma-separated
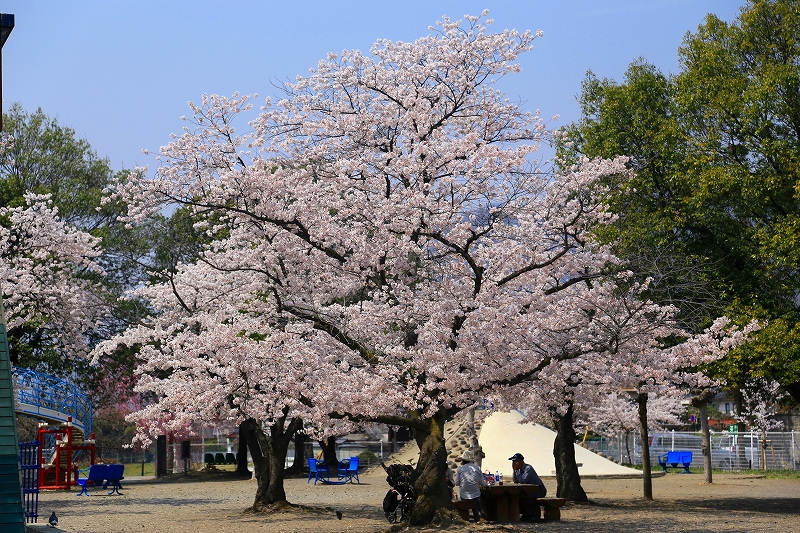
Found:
385,410 -> 642,479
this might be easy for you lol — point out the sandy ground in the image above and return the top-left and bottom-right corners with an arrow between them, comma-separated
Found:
28,467 -> 800,533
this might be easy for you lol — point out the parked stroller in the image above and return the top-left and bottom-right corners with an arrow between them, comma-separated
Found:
381,461 -> 416,523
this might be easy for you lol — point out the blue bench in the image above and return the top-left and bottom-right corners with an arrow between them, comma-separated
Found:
77,464 -> 108,496
658,450 -> 692,473
76,463 -> 126,496
104,463 -> 125,495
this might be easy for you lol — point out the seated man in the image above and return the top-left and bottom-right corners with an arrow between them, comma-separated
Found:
455,450 -> 487,523
509,452 -> 546,521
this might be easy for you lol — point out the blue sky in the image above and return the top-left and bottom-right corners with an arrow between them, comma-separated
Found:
2,1 -> 743,172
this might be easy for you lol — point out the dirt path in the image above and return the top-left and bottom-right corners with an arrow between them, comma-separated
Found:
29,469 -> 800,533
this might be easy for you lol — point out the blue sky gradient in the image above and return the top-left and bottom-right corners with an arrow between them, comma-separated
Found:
2,1 -> 742,171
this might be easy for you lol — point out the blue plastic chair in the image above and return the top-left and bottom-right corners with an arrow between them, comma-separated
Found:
341,456 -> 359,484
657,452 -> 669,472
76,464 -> 107,496
307,458 -> 329,485
678,451 -> 693,473
667,450 -> 682,467
336,458 -> 350,480
105,464 -> 125,495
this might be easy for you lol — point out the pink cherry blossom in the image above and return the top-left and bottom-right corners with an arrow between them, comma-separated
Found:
98,12 -> 754,522
1,193 -> 107,357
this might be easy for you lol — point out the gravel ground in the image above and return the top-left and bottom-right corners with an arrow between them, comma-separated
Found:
29,468 -> 800,533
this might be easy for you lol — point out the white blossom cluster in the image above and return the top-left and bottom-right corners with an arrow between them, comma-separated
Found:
1,193 -> 107,357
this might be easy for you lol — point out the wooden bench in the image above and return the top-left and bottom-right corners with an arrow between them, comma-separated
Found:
456,496 -> 567,522
658,451 -> 693,474
453,499 -> 477,521
534,497 -> 567,521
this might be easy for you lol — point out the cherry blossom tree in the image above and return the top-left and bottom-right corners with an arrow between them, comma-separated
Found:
1,193 -> 107,359
736,378 -> 786,471
583,391 -> 683,462
95,260 -> 358,507
514,278 -> 751,500
100,13 -> 756,523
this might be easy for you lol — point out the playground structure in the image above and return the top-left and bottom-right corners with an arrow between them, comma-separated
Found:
12,366 -> 95,490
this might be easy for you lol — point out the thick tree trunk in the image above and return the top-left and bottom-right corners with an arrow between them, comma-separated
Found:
285,430 -> 307,476
250,415 -> 303,511
241,418 -> 271,509
409,411 -> 454,526
263,424 -> 289,505
637,392 -> 653,500
318,436 -> 338,476
234,419 -> 252,478
553,402 -> 588,502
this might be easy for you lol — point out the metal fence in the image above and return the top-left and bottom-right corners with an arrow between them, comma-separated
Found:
589,430 -> 800,471
151,439 -> 396,473
19,440 -> 40,523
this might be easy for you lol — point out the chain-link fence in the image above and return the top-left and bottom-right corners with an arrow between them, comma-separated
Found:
588,430 -> 800,471
102,438 -> 398,475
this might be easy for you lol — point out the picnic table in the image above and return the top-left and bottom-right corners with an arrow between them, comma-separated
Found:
479,483 -> 540,522
469,484 -> 566,522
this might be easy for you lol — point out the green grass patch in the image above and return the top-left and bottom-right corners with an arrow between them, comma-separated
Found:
619,463 -> 800,476
124,461 -> 155,477
761,469 -> 800,480
121,461 -> 248,477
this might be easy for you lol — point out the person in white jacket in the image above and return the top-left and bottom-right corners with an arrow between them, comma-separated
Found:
454,450 -> 487,523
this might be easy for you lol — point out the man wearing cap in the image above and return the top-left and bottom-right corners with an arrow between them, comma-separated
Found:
509,453 -> 546,521
455,450 -> 487,523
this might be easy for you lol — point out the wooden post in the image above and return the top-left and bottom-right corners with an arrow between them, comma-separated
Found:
637,392 -> 653,500
156,436 -> 167,477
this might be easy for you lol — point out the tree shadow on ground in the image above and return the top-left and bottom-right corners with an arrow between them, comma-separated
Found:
587,495 -> 800,515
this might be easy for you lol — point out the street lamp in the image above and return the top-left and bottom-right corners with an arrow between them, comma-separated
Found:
0,13 -> 14,132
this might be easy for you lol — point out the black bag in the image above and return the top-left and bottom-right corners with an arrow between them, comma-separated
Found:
383,489 -> 399,513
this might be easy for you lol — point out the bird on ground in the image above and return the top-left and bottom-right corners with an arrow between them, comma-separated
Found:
48,511 -> 58,527
336,509 -> 342,520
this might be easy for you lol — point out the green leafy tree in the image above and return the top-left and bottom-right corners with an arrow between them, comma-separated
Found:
1,106 -> 215,460
0,105 -> 153,380
559,0 -> 800,403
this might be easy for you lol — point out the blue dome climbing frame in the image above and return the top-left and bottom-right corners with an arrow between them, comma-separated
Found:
11,366 -> 96,490
11,366 -> 92,437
